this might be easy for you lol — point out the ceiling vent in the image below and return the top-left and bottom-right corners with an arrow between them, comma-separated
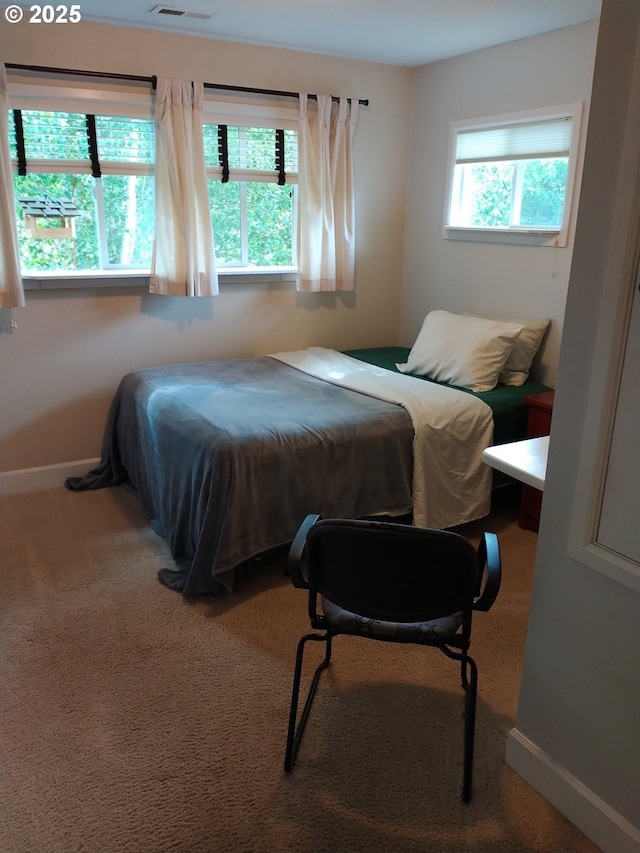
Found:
149,5 -> 216,21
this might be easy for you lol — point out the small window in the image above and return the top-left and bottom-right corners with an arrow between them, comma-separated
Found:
444,105 -> 582,246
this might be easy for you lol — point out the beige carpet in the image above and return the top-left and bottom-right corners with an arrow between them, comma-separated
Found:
0,485 -> 600,853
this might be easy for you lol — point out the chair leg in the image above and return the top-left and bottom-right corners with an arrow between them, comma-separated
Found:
439,645 -> 479,802
284,632 -> 333,772
461,655 -> 478,803
461,657 -> 469,690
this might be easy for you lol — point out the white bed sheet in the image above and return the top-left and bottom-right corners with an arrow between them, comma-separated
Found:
270,347 -> 494,528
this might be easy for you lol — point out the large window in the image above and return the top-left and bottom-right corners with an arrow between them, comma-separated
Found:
202,123 -> 297,268
445,104 -> 582,246
7,96 -> 298,277
10,110 -> 155,272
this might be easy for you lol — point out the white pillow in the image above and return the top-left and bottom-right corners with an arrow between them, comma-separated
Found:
397,310 -> 524,392
464,313 -> 550,386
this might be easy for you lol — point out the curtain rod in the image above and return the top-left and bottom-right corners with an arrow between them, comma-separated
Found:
5,63 -> 369,106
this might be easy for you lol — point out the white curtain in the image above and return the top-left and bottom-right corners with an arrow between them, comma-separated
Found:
297,94 -> 358,292
0,65 -> 25,308
151,78 -> 218,297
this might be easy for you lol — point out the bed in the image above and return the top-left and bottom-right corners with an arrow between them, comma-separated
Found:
67,322 -> 551,597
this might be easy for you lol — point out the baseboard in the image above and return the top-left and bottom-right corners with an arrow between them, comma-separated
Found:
506,728 -> 640,853
0,458 -> 100,496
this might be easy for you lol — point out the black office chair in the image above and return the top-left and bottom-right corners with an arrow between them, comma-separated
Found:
284,514 -> 501,802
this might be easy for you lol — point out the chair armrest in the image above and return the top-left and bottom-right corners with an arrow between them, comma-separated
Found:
287,513 -> 321,589
474,532 -> 501,612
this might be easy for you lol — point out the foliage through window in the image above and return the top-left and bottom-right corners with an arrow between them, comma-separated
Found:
445,106 -> 582,244
8,107 -> 298,275
202,124 -> 298,267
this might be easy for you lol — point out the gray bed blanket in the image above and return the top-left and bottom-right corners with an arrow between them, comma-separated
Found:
66,357 -> 414,595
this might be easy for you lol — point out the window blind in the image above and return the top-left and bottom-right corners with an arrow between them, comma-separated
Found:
10,110 -> 155,171
203,123 -> 298,178
11,109 -> 298,186
94,116 -> 155,163
16,110 -> 89,160
456,117 -> 573,164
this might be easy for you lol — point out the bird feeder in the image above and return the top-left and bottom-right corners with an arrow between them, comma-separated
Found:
17,197 -> 82,239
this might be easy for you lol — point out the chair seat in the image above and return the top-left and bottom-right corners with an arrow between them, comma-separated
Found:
322,597 -> 464,641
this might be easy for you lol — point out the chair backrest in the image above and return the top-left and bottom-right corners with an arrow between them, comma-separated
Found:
304,519 -> 480,624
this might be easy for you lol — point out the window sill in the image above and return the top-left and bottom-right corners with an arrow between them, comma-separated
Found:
22,268 -> 298,290
443,226 -> 566,247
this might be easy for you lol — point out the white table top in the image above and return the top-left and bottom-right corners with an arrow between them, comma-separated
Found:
482,435 -> 549,490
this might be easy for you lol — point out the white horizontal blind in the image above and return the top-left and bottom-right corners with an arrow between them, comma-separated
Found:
456,117 -> 573,164
14,110 -> 88,160
95,116 -> 155,164
11,110 -> 156,166
203,124 -> 298,176
7,81 -> 155,120
11,110 -> 296,173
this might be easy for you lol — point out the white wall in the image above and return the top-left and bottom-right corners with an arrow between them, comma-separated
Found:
0,20 -> 412,475
506,3 -> 640,851
400,22 -> 599,387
